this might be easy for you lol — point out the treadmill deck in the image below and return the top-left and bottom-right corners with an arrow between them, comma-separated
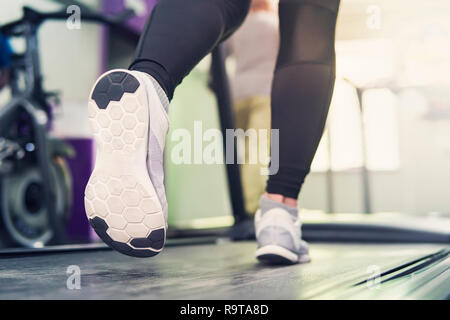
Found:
0,241 -> 448,299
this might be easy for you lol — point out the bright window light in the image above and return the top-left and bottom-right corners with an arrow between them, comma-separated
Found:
310,39 -> 400,172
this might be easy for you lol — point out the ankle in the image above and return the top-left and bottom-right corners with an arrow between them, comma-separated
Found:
140,72 -> 170,113
264,192 -> 283,203
264,192 -> 298,208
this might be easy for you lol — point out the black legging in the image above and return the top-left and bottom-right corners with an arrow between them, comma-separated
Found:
129,0 -> 340,199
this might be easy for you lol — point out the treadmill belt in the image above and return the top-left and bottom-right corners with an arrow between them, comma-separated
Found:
0,242 -> 448,299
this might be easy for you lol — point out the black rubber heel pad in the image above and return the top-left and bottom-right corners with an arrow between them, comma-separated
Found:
91,71 -> 140,109
89,216 -> 161,258
257,254 -> 296,266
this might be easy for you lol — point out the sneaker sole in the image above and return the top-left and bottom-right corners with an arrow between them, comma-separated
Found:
255,245 -> 310,265
85,69 -> 166,258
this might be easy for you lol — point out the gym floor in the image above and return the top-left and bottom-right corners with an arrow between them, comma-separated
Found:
1,241 -> 448,299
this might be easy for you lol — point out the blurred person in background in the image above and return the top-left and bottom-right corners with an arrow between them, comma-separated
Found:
86,0 -> 340,265
227,0 -> 279,216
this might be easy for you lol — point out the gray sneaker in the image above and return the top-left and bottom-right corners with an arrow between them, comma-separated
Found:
254,203 -> 310,265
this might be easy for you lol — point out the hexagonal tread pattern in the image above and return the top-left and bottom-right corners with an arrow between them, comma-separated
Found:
85,172 -> 165,255
88,71 -> 148,155
85,70 -> 166,258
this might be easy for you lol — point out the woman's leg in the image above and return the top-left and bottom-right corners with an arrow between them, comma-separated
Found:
255,0 -> 340,265
87,0 -> 250,258
129,0 -> 251,100
266,0 -> 340,201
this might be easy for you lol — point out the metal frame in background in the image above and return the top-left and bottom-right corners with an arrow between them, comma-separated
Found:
210,46 -> 249,224
167,46 -> 252,240
0,4 -> 140,248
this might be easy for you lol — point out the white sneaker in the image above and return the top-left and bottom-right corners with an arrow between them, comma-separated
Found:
85,69 -> 169,258
255,206 -> 310,265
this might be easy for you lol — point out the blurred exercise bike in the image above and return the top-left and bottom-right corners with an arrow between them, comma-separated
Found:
0,5 -> 135,248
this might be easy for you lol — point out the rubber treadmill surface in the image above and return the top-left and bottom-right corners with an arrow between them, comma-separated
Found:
0,242 -> 448,299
